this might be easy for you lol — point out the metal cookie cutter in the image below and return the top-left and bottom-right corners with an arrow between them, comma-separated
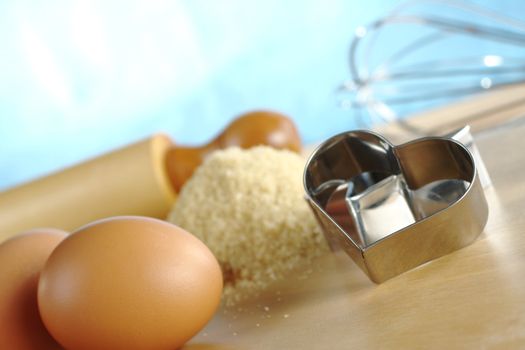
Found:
304,128 -> 489,283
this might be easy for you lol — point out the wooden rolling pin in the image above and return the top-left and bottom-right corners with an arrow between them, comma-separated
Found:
0,111 -> 301,242
166,110 -> 301,192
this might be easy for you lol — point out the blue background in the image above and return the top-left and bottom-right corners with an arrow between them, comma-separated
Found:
0,0 -> 521,189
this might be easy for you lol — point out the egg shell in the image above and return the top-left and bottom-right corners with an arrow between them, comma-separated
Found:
0,228 -> 67,350
38,216 -> 223,350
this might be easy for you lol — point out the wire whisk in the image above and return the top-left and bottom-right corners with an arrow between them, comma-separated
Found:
340,0 -> 525,134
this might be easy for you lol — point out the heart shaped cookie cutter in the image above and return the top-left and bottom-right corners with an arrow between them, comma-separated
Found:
304,129 -> 489,283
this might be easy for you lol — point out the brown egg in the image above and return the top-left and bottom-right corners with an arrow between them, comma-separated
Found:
0,228 -> 67,350
38,216 -> 223,350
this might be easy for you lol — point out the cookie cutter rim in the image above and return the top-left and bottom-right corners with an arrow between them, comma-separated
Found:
303,129 -> 489,283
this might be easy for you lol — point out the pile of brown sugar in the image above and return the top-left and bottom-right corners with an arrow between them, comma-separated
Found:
167,146 -> 328,305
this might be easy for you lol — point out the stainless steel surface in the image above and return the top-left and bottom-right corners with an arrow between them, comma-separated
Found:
304,130 -> 489,283
446,125 -> 492,187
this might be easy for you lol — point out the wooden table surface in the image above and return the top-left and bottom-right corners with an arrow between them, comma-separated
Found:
185,86 -> 525,350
